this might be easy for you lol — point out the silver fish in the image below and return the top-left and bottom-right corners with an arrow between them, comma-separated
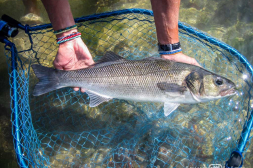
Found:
32,51 -> 236,116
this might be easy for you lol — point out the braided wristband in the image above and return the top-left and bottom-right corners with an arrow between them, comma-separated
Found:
57,32 -> 80,41
54,25 -> 77,35
57,32 -> 81,44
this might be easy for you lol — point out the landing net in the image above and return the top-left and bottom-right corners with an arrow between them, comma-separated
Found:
4,9 -> 253,167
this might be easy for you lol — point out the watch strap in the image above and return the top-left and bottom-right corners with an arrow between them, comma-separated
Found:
158,42 -> 181,52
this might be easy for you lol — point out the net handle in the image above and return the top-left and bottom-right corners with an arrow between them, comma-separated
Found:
3,39 -> 28,168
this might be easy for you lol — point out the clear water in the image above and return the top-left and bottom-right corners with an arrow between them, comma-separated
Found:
0,0 -> 252,167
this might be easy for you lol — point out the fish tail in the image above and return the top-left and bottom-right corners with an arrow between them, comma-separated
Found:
32,64 -> 64,96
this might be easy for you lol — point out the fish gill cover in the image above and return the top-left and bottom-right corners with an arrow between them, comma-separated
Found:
4,9 -> 253,167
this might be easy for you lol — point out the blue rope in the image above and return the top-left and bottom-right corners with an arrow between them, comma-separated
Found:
237,110 -> 253,152
17,9 -> 154,31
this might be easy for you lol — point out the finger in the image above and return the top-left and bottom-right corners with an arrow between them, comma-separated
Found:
74,60 -> 90,70
80,88 -> 86,93
190,58 -> 201,67
53,60 -> 64,70
73,87 -> 79,91
162,54 -> 201,67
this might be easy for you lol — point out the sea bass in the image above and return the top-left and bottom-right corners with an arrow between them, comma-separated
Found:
32,51 -> 236,116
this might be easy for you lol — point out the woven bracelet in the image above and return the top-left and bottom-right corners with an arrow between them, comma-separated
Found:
57,32 -> 81,44
57,32 -> 80,41
54,25 -> 77,35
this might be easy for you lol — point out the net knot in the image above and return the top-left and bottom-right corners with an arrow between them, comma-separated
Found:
24,24 -> 30,34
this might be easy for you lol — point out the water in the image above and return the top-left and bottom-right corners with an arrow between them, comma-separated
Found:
0,0 -> 252,167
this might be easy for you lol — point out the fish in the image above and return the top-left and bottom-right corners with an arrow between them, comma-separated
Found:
32,51 -> 236,116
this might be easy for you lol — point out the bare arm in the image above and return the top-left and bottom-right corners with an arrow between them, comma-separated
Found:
41,0 -> 75,35
151,0 -> 200,66
151,0 -> 180,44
41,0 -> 94,92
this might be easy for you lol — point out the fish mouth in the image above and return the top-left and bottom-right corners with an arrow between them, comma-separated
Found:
220,87 -> 237,97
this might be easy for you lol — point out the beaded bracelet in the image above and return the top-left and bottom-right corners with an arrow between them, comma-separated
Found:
159,48 -> 182,55
54,25 -> 77,35
57,32 -> 81,44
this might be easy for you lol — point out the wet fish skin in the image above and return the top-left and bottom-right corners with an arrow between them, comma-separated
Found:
32,51 -> 236,116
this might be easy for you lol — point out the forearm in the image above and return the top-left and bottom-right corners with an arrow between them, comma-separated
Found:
23,0 -> 39,15
41,0 -> 76,38
151,0 -> 180,44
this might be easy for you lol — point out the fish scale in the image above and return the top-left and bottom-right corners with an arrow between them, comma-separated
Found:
62,61 -> 189,95
32,51 -> 236,116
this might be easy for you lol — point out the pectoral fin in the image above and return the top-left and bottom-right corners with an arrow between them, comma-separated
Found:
86,90 -> 112,107
164,102 -> 180,116
157,82 -> 187,93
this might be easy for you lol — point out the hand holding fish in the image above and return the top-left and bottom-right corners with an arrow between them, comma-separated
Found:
161,52 -> 200,67
41,0 -> 200,95
53,37 -> 94,92
151,0 -> 200,67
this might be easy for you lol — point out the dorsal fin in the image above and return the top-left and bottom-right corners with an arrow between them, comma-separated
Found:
97,51 -> 125,63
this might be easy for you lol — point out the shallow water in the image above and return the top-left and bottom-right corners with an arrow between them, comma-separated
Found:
0,0 -> 252,167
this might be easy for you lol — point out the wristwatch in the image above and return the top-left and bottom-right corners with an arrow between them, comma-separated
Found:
158,42 -> 181,52
158,42 -> 182,55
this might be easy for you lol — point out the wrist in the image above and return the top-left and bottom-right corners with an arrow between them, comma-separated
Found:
58,36 -> 79,48
158,42 -> 182,55
56,29 -> 81,45
56,28 -> 78,39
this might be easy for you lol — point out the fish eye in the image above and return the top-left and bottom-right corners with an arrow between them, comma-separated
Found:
215,78 -> 223,86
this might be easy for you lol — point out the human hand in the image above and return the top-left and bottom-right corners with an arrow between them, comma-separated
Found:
161,52 -> 200,67
53,37 -> 94,92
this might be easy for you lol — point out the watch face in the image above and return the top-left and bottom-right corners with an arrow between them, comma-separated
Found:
158,42 -> 181,51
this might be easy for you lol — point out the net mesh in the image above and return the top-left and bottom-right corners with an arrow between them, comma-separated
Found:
4,9 -> 253,167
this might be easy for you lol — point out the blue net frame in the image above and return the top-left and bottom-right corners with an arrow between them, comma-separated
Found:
3,9 -> 253,167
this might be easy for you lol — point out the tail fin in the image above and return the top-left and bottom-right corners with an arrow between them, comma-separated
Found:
32,64 -> 64,96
